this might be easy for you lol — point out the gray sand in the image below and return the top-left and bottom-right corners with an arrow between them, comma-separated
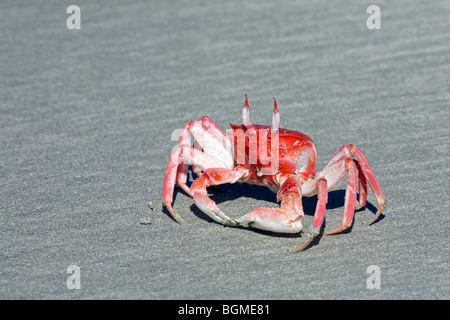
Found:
0,0 -> 448,299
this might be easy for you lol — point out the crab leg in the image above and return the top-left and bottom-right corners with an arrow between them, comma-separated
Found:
183,116 -> 229,177
163,115 -> 235,221
162,121 -> 199,218
190,165 -> 249,226
310,155 -> 358,235
294,178 -> 328,252
354,159 -> 368,210
353,146 -> 386,224
176,162 -> 191,196
191,139 -> 204,177
325,158 -> 358,235
322,144 -> 386,225
162,146 -> 184,222
188,118 -> 234,169
173,122 -> 192,197
163,145 -> 232,222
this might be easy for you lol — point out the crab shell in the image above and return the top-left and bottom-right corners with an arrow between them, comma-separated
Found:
228,123 -> 316,181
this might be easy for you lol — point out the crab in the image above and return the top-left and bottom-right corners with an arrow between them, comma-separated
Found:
162,95 -> 386,252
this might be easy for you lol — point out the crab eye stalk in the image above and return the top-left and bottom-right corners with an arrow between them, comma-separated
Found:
242,93 -> 252,126
272,97 -> 280,132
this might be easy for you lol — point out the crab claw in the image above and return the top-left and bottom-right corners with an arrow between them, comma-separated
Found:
236,207 -> 303,233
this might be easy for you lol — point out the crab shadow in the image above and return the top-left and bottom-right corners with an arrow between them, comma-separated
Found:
164,175 -> 384,246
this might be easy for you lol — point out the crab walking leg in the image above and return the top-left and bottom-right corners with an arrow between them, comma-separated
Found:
294,178 -> 328,253
162,146 -> 184,222
322,144 -> 386,224
353,146 -> 386,224
326,158 -> 358,235
163,145 -> 232,222
176,146 -> 203,189
236,175 -> 304,233
354,159 -> 368,210
164,115 -> 235,217
191,139 -> 204,177
176,162 -> 192,197
190,165 -> 249,226
323,144 -> 354,168
174,122 -> 196,197
181,116 -> 230,178
312,179 -> 329,229
162,119 -> 211,216
189,120 -> 234,170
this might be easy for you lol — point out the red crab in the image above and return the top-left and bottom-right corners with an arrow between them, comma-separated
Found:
163,95 -> 386,252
